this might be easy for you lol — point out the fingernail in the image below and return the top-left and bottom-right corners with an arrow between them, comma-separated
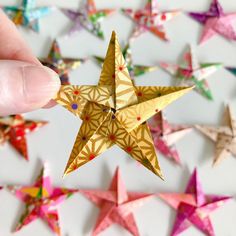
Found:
23,65 -> 60,104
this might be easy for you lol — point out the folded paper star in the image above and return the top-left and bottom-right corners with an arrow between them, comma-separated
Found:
40,40 -> 86,85
61,0 -> 114,39
195,105 -> 236,165
158,168 -> 232,236
3,0 -> 53,32
149,111 -> 192,164
122,0 -> 180,41
54,31 -> 193,179
188,0 -> 236,44
226,67 -> 236,77
7,164 -> 77,235
160,45 -> 222,100
0,115 -> 47,160
80,167 -> 154,236
94,43 -> 158,78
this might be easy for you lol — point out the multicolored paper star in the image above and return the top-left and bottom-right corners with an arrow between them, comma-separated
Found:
160,45 -> 222,100
188,0 -> 236,44
149,111 -> 192,164
195,105 -> 236,166
93,43 -> 158,78
54,31 -> 193,179
80,167 -> 154,236
3,0 -> 53,32
158,168 -> 232,236
122,0 -> 180,41
7,164 -> 77,235
0,115 -> 47,161
61,0 -> 115,39
40,40 -> 86,85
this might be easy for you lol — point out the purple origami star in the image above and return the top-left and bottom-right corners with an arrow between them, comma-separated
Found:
188,0 -> 236,44
158,168 -> 232,236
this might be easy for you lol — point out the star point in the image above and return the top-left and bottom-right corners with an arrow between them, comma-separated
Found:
54,31 -> 193,179
94,43 -> 158,78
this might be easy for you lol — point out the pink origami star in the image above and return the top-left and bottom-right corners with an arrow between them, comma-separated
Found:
158,168 -> 232,236
149,111 -> 192,164
80,167 -> 154,236
122,0 -> 180,41
188,0 -> 236,44
7,164 -> 77,235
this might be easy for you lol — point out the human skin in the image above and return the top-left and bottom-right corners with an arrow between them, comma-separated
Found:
0,10 -> 60,116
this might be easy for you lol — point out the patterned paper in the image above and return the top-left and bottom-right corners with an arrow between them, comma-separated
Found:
149,111 -> 192,164
40,40 -> 86,85
93,43 -> 158,78
54,31 -> 193,179
188,0 -> 236,44
61,0 -> 115,39
3,0 -> 53,32
158,168 -> 232,236
80,167 -> 154,236
0,115 -> 47,160
7,164 -> 77,235
195,105 -> 236,165
122,0 -> 180,41
160,45 -> 222,100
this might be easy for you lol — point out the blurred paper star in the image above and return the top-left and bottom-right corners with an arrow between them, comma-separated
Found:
61,0 -> 115,39
226,67 -> 236,77
122,0 -> 180,41
160,45 -> 222,100
80,167 -> 154,236
188,0 -> 236,44
149,111 -> 192,164
195,105 -> 236,166
158,168 -> 232,236
3,0 -> 53,32
93,43 -> 158,78
40,40 -> 87,85
0,115 -> 47,161
7,164 -> 77,235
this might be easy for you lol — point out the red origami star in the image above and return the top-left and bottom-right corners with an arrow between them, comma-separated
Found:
0,115 -> 47,160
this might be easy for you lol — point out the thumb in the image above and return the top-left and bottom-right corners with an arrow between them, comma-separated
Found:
0,60 -> 60,116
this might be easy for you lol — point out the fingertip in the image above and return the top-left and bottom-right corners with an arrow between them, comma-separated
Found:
0,61 -> 61,116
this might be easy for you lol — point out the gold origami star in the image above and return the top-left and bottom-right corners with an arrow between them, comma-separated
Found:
54,31 -> 193,179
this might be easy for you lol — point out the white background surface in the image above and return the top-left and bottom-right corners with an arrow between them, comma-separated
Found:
0,0 -> 236,235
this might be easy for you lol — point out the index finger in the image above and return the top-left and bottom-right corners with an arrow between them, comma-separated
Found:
0,9 -> 40,65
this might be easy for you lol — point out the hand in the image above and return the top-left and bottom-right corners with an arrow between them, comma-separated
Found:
0,10 -> 60,116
